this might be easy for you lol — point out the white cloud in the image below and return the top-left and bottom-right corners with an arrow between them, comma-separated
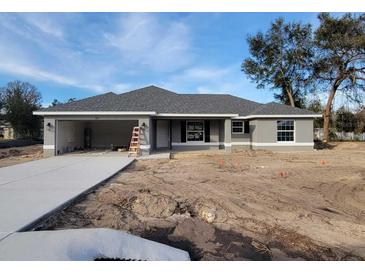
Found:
170,66 -> 235,83
0,61 -> 105,93
112,83 -> 133,93
0,14 -> 121,93
158,63 -> 276,103
21,14 -> 64,39
105,13 -> 193,72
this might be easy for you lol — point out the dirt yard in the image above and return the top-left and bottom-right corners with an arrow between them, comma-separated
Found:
0,144 -> 43,168
36,142 -> 365,260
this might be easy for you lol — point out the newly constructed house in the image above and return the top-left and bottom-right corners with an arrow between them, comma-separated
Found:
34,86 -> 321,156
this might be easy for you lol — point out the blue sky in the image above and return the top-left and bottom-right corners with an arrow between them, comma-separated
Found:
0,13 -> 323,106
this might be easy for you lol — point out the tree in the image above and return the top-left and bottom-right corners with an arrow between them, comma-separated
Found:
50,99 -> 62,107
274,89 -> 307,108
335,106 -> 357,132
50,97 -> 76,107
314,13 -> 365,142
242,18 -> 314,107
306,98 -> 324,128
355,108 -> 365,133
0,81 -> 42,138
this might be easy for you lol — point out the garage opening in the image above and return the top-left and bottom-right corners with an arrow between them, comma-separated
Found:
56,120 -> 138,155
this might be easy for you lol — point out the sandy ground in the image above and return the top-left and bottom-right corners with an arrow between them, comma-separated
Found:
36,142 -> 365,260
0,145 -> 43,168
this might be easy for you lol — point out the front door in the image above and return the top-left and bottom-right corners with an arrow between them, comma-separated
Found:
156,120 -> 170,148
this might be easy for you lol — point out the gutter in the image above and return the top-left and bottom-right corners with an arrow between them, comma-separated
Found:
232,114 -> 323,119
154,113 -> 239,117
33,111 -> 157,116
33,111 -> 322,118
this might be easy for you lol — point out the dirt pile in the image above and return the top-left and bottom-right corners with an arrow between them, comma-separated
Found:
132,192 -> 177,218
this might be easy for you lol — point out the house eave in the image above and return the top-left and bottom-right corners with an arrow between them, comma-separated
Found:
155,113 -> 239,118
33,111 -> 321,119
33,111 -> 157,116
232,114 -> 322,119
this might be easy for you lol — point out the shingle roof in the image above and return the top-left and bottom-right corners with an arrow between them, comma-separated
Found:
39,85 -> 318,117
248,102 -> 318,116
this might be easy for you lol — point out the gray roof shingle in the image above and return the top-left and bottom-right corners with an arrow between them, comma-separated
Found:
40,85 -> 318,117
249,102 -> 318,116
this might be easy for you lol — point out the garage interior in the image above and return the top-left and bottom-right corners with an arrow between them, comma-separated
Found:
56,120 -> 138,155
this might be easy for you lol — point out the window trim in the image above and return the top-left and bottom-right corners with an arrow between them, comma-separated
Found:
231,121 -> 244,134
186,120 -> 205,143
276,120 -> 296,143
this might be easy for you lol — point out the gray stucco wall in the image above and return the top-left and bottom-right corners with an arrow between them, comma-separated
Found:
138,117 -> 151,154
43,118 -> 56,157
231,119 -> 250,148
295,119 -> 314,143
251,119 -> 276,143
250,118 -> 314,150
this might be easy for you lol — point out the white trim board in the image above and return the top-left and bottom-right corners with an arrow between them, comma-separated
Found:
172,142 -> 251,147
171,142 -> 221,146
35,111 -> 321,119
156,113 -> 238,117
33,111 -> 156,116
140,145 -> 151,149
43,145 -> 55,149
233,114 -> 322,119
231,142 -> 251,146
251,142 -> 314,147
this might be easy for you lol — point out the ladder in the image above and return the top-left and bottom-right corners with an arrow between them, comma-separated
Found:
128,126 -> 141,157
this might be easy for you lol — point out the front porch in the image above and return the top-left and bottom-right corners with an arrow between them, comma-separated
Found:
150,118 -> 233,152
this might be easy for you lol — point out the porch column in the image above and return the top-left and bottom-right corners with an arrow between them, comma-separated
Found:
43,117 -> 56,157
138,117 -> 151,155
224,118 -> 232,152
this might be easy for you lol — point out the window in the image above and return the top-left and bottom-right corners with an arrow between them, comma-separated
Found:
277,120 -> 294,142
232,121 -> 250,134
232,121 -> 243,133
186,121 -> 204,142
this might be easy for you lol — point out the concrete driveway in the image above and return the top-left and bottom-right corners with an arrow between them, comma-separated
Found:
0,156 -> 134,241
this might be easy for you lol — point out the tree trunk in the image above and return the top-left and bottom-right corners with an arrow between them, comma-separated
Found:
323,79 -> 341,143
286,86 -> 295,107
323,90 -> 335,142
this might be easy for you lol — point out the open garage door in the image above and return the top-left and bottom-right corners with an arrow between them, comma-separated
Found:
56,120 -> 138,155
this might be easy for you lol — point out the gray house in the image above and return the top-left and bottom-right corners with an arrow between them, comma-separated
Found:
34,86 -> 321,157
